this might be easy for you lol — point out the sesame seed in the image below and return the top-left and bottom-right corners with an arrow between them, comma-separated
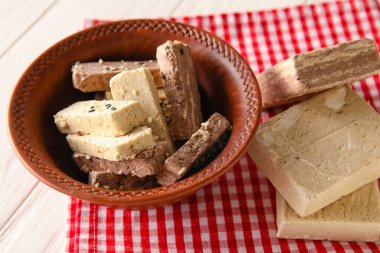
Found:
111,107 -> 116,111
134,62 -> 139,65
74,61 -> 80,65
98,58 -> 104,64
94,183 -> 100,187
88,109 -> 95,113
147,117 -> 153,123
141,63 -> 146,67
178,167 -> 187,176
149,60 -> 154,63
104,185 -> 110,190
105,104 -> 112,108
121,60 -> 125,63
132,90 -> 137,96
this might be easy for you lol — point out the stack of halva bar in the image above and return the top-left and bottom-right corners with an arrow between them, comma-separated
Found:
248,39 -> 380,242
54,40 -> 231,190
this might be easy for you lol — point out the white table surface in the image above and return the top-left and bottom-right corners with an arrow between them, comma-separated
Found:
0,0 -> 334,252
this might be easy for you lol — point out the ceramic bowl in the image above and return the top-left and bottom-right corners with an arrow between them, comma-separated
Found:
8,19 -> 261,208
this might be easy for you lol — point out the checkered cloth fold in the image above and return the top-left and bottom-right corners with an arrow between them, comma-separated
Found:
68,0 -> 380,251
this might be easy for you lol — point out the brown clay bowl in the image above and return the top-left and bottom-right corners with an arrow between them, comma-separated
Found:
8,19 -> 261,208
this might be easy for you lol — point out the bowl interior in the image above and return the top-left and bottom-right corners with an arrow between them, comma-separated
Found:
9,20 -> 260,207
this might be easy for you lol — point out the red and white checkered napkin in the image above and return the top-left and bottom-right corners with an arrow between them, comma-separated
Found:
68,0 -> 380,252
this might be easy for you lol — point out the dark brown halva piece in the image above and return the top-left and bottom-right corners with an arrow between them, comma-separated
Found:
72,60 -> 164,92
89,171 -> 158,190
258,39 -> 380,109
157,113 -> 231,186
156,40 -> 203,140
74,142 -> 170,178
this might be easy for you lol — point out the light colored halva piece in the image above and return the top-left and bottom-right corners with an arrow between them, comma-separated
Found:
248,86 -> 380,217
276,182 -> 380,242
54,100 -> 146,137
110,68 -> 175,153
66,126 -> 155,161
